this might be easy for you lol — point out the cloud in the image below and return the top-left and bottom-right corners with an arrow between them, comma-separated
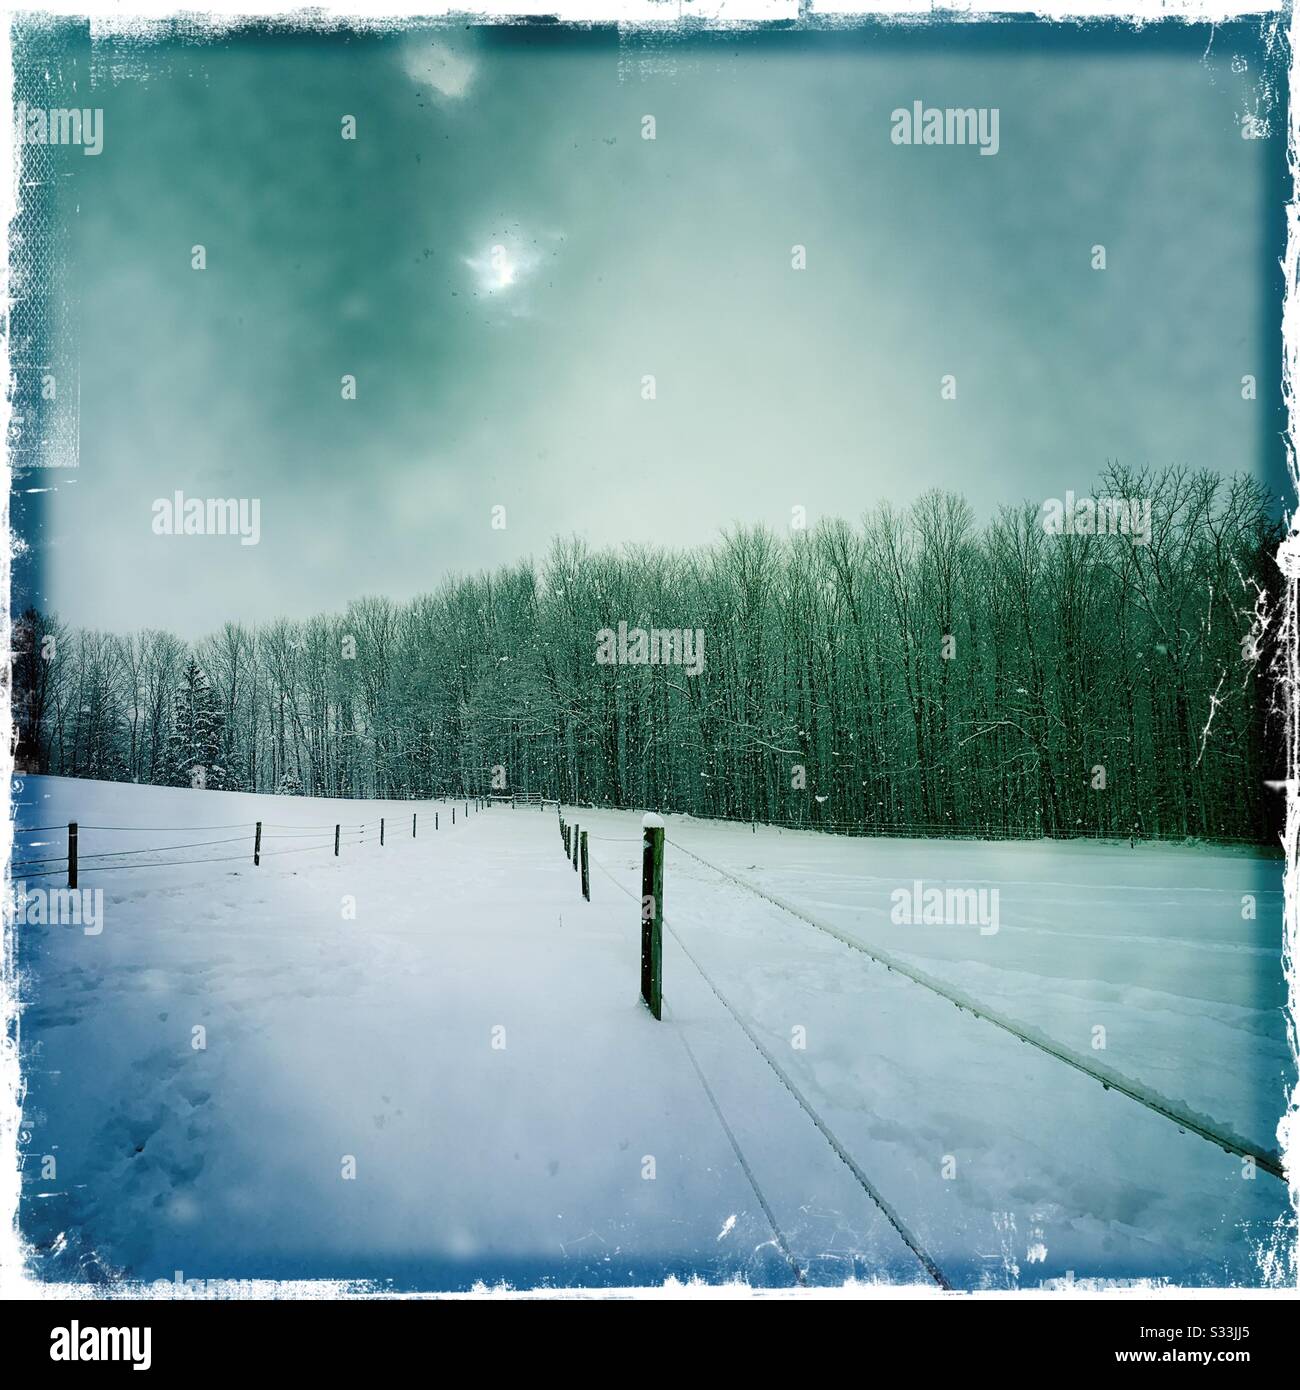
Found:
401,35 -> 476,101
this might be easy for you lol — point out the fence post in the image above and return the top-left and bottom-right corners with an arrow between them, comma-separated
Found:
254,821 -> 262,867
436,811 -> 439,831
640,814 -> 664,1020
581,830 -> 590,901
413,813 -> 417,838
334,824 -> 340,856
68,821 -> 78,889
572,822 -> 579,871
380,817 -> 385,846
452,807 -> 456,825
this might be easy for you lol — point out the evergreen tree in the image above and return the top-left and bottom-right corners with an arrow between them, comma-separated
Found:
166,657 -> 229,789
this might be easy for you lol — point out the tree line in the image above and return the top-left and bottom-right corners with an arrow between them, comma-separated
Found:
12,465 -> 1285,842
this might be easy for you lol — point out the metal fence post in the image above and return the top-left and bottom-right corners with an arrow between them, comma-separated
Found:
640,814 -> 664,1019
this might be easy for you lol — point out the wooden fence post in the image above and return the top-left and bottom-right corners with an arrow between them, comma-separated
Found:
334,824 -> 340,856
254,821 -> 262,867
572,822 -> 579,871
580,830 -> 589,901
412,813 -> 417,838
640,814 -> 664,1020
380,817 -> 385,846
68,821 -> 78,889
452,807 -> 456,825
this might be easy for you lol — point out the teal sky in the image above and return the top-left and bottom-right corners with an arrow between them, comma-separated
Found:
12,20 -> 1288,635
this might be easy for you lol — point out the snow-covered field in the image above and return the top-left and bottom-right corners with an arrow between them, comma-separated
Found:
9,776 -> 1294,1291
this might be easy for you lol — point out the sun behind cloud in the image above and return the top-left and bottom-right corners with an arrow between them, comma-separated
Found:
463,232 -> 545,300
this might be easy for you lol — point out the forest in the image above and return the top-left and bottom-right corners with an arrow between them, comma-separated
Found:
11,465 -> 1286,843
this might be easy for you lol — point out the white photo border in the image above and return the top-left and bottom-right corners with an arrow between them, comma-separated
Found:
1,0 -> 1295,1301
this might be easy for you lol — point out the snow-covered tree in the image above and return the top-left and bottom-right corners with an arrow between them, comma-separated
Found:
277,768 -> 304,796
166,657 -> 229,790
14,468 -> 1284,842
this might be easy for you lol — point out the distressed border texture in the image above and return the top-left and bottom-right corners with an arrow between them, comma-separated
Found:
1,0 -> 1296,1301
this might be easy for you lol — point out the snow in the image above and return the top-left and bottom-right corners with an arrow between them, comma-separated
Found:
9,776 -> 1294,1291
641,813 -> 665,830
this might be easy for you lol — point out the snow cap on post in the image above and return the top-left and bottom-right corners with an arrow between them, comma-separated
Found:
642,812 -> 665,830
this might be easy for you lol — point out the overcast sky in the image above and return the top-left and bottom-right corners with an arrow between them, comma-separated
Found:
12,20 -> 1287,636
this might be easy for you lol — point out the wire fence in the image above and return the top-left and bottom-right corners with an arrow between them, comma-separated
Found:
584,840 -> 951,1288
580,821 -> 1287,1285
8,799 -> 489,882
559,806 -> 1276,849
660,833 -> 1287,1182
12,793 -> 1274,1285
